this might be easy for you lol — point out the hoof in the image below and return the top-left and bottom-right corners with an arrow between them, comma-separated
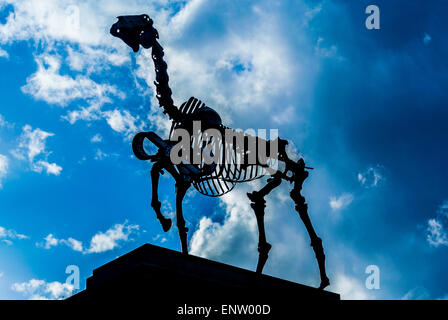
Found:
161,218 -> 172,232
318,277 -> 330,290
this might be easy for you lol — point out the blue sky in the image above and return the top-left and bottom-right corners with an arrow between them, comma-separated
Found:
0,0 -> 447,300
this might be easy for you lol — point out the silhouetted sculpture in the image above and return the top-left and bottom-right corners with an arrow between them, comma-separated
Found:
110,14 -> 329,289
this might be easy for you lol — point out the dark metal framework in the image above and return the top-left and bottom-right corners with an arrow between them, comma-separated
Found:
110,14 -> 329,289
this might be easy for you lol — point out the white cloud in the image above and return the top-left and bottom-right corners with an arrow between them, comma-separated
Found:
358,165 -> 383,188
38,234 -> 59,249
426,219 -> 448,247
37,221 -> 139,254
14,125 -> 53,162
427,219 -> 448,247
94,149 -> 109,160
402,287 -> 430,300
332,273 -> 368,300
67,107 -> 143,139
0,225 -> 29,244
426,201 -> 448,247
272,106 -> 296,125
0,0 -> 169,47
66,45 -> 129,74
0,47 -> 8,59
62,237 -> 83,252
329,193 -> 354,211
0,154 -> 9,187
85,222 -> 139,254
169,0 -> 206,36
22,53 -> 123,107
32,160 -> 63,176
45,281 -> 74,299
190,183 -> 258,262
303,5 -> 322,25
104,109 -> 143,139
37,233 -> 83,252
63,102 -> 102,124
11,278 -> 74,300
90,133 -> 102,143
153,233 -> 168,244
12,124 -> 62,176
0,1 -> 105,45
315,37 -> 344,61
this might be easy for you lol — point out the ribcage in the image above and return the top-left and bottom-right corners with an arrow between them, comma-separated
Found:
169,97 -> 271,197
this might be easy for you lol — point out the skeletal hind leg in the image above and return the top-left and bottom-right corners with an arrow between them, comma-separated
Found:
150,162 -> 172,232
291,162 -> 329,290
292,192 -> 329,290
247,175 -> 282,273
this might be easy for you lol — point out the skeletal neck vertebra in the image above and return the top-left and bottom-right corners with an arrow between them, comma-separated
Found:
150,36 -> 180,121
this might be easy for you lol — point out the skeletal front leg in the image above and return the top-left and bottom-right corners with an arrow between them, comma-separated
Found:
247,174 -> 282,273
175,180 -> 191,254
150,162 -> 172,232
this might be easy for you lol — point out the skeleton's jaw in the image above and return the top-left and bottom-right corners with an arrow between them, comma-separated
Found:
110,24 -> 140,52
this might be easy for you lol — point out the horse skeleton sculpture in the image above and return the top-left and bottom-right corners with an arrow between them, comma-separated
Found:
111,14 -> 330,289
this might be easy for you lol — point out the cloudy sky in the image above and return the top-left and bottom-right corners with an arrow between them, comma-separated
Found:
0,0 -> 447,300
